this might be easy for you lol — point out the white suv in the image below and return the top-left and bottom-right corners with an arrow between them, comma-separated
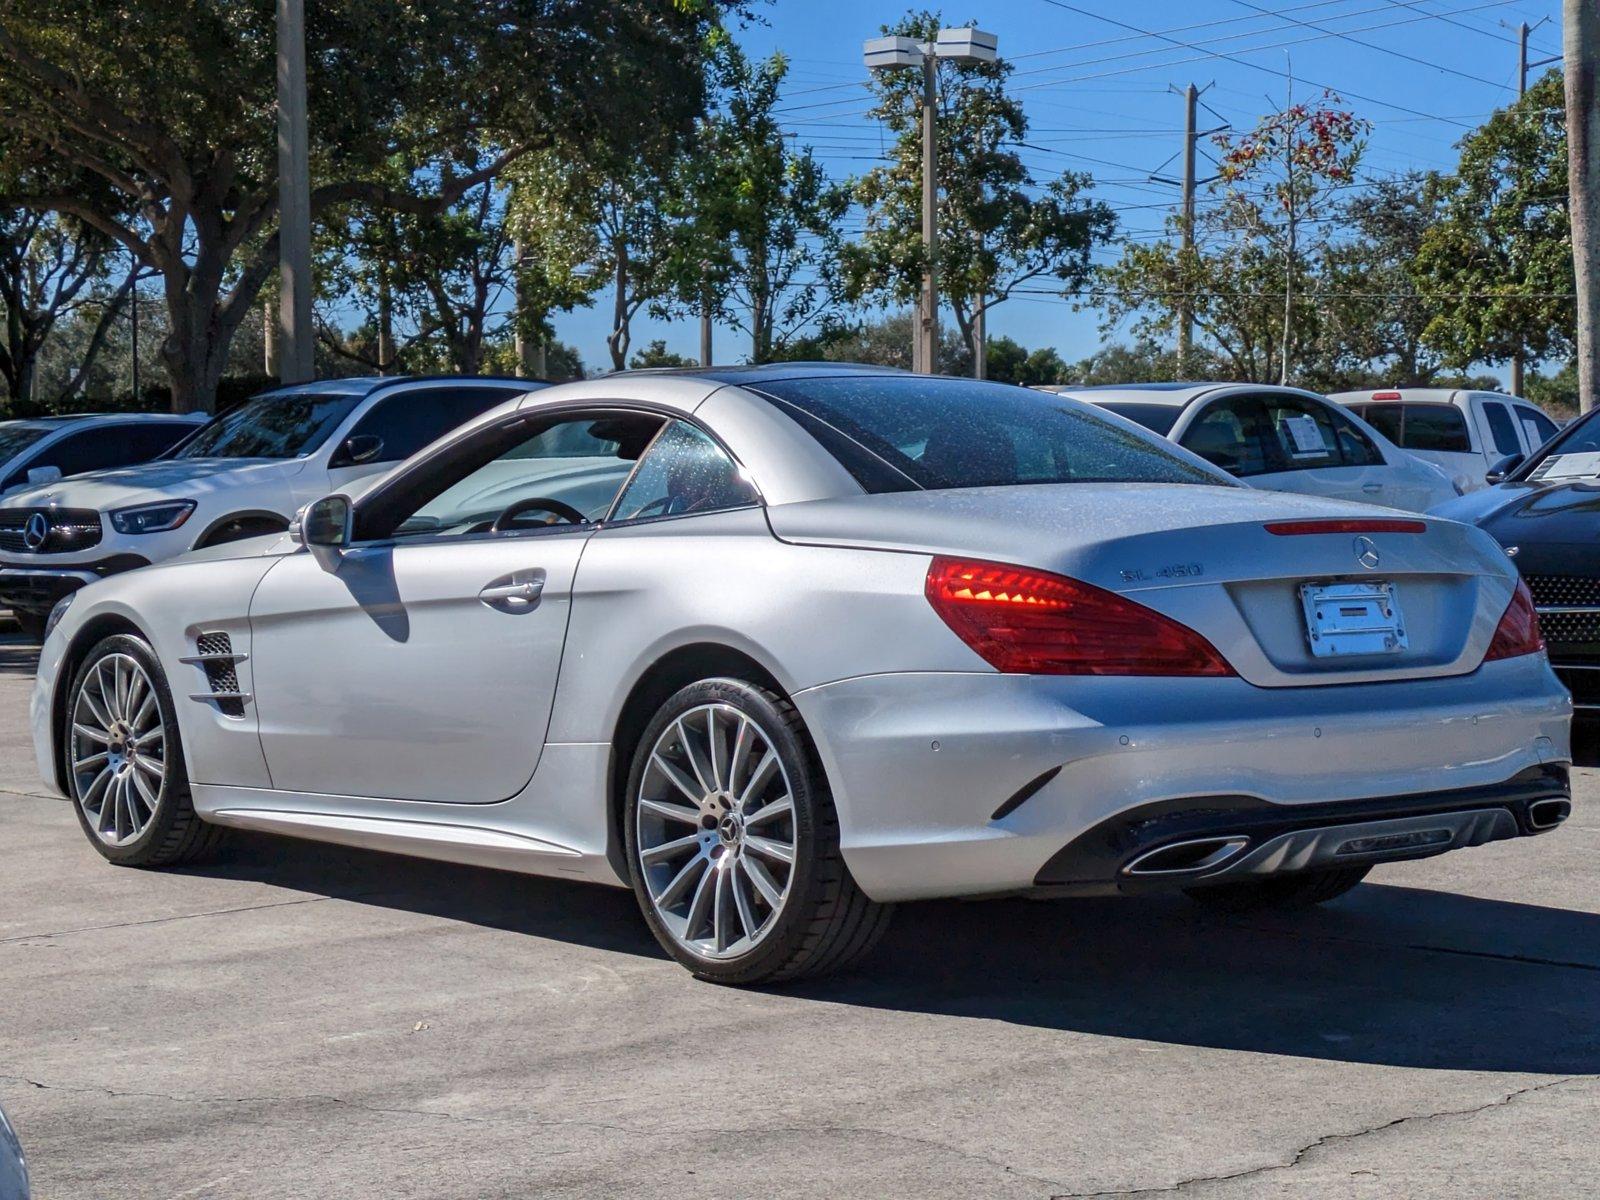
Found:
0,376 -> 535,635
1331,388 -> 1562,493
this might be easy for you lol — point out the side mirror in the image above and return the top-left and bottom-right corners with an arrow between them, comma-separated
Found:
1485,453 -> 1524,485
26,465 -> 62,486
293,494 -> 353,549
339,434 -> 384,466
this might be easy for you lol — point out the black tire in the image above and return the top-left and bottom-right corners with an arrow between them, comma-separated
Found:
65,634 -> 226,867
1183,864 -> 1371,914
622,677 -> 891,985
11,609 -> 46,640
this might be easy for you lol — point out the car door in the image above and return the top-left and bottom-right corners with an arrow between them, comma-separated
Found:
1256,393 -> 1390,504
248,406 -> 667,803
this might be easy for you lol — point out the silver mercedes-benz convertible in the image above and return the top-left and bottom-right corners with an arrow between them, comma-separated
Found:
32,365 -> 1572,984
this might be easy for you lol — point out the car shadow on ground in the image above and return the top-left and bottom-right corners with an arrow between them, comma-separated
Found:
187,829 -> 1600,1077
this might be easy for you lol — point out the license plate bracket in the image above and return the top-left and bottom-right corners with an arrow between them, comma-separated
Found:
1299,581 -> 1407,658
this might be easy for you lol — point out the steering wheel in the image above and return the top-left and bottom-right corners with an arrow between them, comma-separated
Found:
490,496 -> 587,533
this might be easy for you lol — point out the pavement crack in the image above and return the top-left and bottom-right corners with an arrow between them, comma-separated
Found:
0,892 -> 377,944
1051,1076 -> 1586,1198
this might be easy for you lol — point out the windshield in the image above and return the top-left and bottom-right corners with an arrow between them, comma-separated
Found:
173,391 -> 363,460
752,376 -> 1224,493
0,421 -> 62,462
1520,407 -> 1600,481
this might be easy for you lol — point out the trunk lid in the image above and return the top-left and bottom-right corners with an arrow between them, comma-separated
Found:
767,483 -> 1517,687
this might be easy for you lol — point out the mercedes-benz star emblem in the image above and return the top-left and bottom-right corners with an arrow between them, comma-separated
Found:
22,512 -> 49,552
1353,534 -> 1381,570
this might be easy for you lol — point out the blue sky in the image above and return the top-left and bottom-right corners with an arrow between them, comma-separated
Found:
551,0 -> 1565,374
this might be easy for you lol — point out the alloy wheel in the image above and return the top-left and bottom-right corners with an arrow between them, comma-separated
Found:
634,703 -> 798,960
70,653 -> 166,846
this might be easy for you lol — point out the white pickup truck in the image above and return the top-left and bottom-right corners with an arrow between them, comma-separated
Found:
0,375 -> 535,636
1331,388 -> 1561,494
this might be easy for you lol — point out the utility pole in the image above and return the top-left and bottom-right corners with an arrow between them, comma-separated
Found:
1153,84 -> 1221,379
276,0 -> 314,385
130,271 -> 140,402
865,27 -> 997,375
699,263 -> 714,367
1514,17 -> 1559,397
1567,0 -> 1600,413
1280,65 -> 1296,387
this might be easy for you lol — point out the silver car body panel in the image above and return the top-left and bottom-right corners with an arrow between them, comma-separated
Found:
32,370 -> 1572,903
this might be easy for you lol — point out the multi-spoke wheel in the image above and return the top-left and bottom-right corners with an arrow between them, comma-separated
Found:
66,634 -> 222,867
624,678 -> 890,984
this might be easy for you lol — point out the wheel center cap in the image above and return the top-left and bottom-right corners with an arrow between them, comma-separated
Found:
717,812 -> 744,846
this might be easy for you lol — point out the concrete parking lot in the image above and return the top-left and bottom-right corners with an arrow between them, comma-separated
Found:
1,629 -> 1596,1199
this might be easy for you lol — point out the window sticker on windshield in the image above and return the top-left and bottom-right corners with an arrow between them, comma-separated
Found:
1529,452 -> 1600,481
1280,414 -> 1328,458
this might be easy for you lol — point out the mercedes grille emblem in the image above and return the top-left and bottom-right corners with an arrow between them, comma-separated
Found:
1353,534 -> 1381,570
22,512 -> 49,552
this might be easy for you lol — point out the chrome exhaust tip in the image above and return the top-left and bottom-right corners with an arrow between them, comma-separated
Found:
1528,798 -> 1571,831
1123,836 -> 1250,876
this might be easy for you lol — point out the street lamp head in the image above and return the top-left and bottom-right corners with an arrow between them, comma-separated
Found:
934,27 -> 998,64
863,36 -> 925,71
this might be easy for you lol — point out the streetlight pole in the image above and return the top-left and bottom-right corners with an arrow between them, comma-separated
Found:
277,0 -> 314,385
864,27 -> 997,375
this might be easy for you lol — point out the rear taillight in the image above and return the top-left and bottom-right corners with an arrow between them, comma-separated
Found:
924,557 -> 1236,677
1485,578 -> 1545,661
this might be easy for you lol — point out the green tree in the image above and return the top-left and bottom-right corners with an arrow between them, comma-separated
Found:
629,338 -> 696,368
817,310 -> 968,371
0,1 -> 734,409
845,11 -> 1114,374
692,45 -> 850,363
1415,71 -> 1573,388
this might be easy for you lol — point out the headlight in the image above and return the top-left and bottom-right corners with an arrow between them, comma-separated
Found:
43,591 -> 74,640
109,499 -> 196,535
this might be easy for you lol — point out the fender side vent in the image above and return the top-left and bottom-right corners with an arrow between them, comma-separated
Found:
191,632 -> 247,717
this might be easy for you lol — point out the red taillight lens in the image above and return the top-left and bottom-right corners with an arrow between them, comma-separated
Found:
1485,579 -> 1545,661
924,557 -> 1236,677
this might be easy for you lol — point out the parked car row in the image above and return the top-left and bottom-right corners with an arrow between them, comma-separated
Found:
23,365 -> 1573,986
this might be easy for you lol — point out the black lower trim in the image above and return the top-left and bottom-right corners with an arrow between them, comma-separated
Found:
0,554 -> 150,613
1032,764 -> 1570,891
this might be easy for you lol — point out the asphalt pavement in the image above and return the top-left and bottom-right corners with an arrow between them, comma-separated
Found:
1,627 -> 1596,1199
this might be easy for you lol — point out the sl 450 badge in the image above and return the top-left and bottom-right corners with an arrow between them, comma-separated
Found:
1119,562 -> 1205,583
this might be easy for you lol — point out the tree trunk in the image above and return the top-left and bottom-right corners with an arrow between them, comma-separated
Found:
377,258 -> 394,375
607,242 -> 630,371
1567,0 -> 1600,414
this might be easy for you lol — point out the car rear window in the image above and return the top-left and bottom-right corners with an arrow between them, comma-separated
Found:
751,376 -> 1224,493
1092,401 -> 1182,436
1348,403 -> 1470,453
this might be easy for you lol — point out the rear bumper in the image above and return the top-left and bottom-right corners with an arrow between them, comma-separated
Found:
794,655 -> 1571,902
0,556 -> 149,613
1034,764 -> 1570,895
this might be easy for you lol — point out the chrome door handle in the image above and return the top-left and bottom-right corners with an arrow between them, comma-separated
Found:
479,571 -> 545,611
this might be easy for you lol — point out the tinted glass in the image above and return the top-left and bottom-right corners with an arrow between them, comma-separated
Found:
391,413 -> 664,538
1325,406 -> 1384,466
1180,398 -> 1278,477
0,421 -> 59,463
611,421 -> 759,521
1093,402 -> 1181,436
176,391 -> 363,459
1348,403 -> 1471,452
1482,401 -> 1523,456
754,377 -> 1220,492
1520,408 -> 1559,448
1260,395 -> 1342,469
12,422 -> 198,490
338,388 -> 516,466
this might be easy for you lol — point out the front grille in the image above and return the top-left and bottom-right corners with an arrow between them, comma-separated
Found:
1538,610 -> 1600,647
195,631 -> 245,718
1523,575 -> 1600,609
0,507 -> 103,554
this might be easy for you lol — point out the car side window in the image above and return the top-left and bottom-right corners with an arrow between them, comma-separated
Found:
1257,396 -> 1348,471
378,411 -> 666,540
1519,408 -> 1559,448
12,424 -> 180,486
1325,406 -> 1384,466
334,387 -> 519,467
1179,398 -> 1278,477
1481,401 -> 1523,456
609,421 -> 759,522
